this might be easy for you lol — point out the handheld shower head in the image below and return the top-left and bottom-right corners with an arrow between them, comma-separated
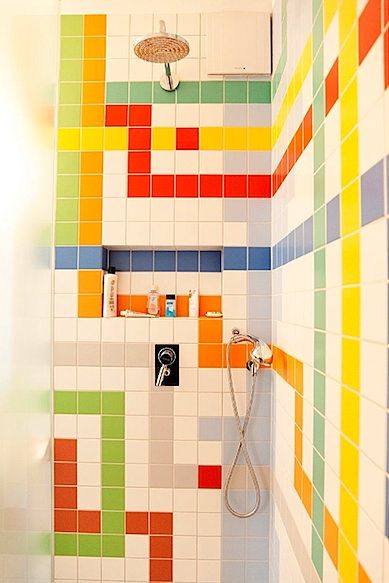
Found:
230,331 -> 273,373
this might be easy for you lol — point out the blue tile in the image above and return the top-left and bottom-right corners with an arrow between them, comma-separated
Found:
287,231 -> 295,263
295,224 -> 304,258
222,512 -> 245,537
248,247 -> 271,270
247,295 -> 271,319
55,246 -> 78,269
246,539 -> 269,561
224,247 -> 247,270
177,251 -> 199,272
281,236 -> 287,266
131,250 -> 153,271
303,216 -> 313,255
361,160 -> 385,226
102,247 -> 108,270
222,561 -> 245,583
222,537 -> 245,560
200,250 -> 222,272
248,271 -> 271,295
326,194 -> 340,243
223,417 -> 240,441
109,250 -> 131,271
246,513 -> 270,538
198,417 -> 222,441
246,418 -> 271,442
246,561 -> 269,583
155,250 -> 176,272
247,490 -> 269,514
79,246 -> 104,269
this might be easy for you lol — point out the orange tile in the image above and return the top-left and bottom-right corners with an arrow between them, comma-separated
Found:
324,507 -> 339,568
294,460 -> 302,497
278,349 -> 287,380
78,294 -> 102,318
295,427 -> 303,464
126,511 -> 149,534
54,486 -> 77,509
130,295 -> 148,314
82,82 -> 105,105
295,393 -> 303,429
84,36 -> 106,59
358,564 -> 372,583
83,59 -> 106,82
80,151 -> 103,174
54,439 -> 77,462
150,536 -> 172,559
295,360 -> 304,395
286,354 -> 296,387
199,295 -> 222,316
84,14 -> 106,36
55,509 -> 77,533
80,174 -> 103,197
150,512 -> 173,535
118,295 -> 131,312
223,343 -> 248,368
149,559 -> 172,582
176,295 -> 189,317
54,462 -> 77,486
301,470 -> 312,516
82,104 -> 105,127
78,270 -> 102,294
79,222 -> 102,245
80,198 -> 102,221
78,510 -> 101,533
198,344 -> 223,368
199,318 -> 223,343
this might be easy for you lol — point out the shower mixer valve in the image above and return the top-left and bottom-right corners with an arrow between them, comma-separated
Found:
154,345 -> 179,387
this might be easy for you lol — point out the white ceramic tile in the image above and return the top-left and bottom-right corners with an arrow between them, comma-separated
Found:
176,104 -> 200,127
103,222 -> 126,246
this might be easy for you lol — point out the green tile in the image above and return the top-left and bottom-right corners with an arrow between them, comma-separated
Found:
314,331 -> 326,373
200,81 -> 223,103
102,392 -> 124,415
78,391 -> 101,415
312,6 -> 323,57
60,37 -> 83,59
54,391 -> 77,414
314,207 -> 326,249
312,490 -> 324,537
61,15 -> 83,37
311,526 -> 324,580
102,511 -> 125,534
176,81 -> 200,103
55,222 -> 78,246
59,82 -> 82,105
313,411 -> 325,457
57,175 -> 79,198
314,249 -> 326,289
314,290 -> 326,331
55,533 -> 77,556
102,487 -> 125,510
312,47 -> 324,96
312,0 -> 322,21
78,534 -> 101,557
129,81 -> 152,103
313,85 -> 324,133
102,416 -> 124,439
314,166 -> 325,211
249,81 -> 271,103
106,82 -> 128,104
225,80 -> 247,103
313,450 -> 325,497
58,105 -> 81,128
153,82 -> 176,103
314,371 -> 326,415
56,198 -> 79,221
60,60 -> 82,82
57,152 -> 80,175
102,464 -> 125,487
102,534 -> 125,558
102,440 -> 125,463
313,125 -> 324,171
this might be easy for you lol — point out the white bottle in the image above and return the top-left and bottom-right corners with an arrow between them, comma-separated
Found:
189,289 -> 199,318
147,284 -> 160,316
103,267 -> 118,317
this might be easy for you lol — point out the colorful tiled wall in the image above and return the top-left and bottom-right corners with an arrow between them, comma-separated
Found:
54,10 -> 272,583
271,1 -> 389,583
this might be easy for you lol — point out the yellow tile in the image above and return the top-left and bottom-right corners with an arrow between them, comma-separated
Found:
341,129 -> 359,188
339,532 -> 358,583
342,337 -> 360,391
81,127 -> 104,151
199,127 -> 224,150
151,127 -> 175,150
340,436 -> 359,498
324,0 -> 338,32
248,127 -> 271,151
224,127 -> 247,150
339,0 -> 357,47
104,127 -> 128,150
300,36 -> 313,87
341,386 -> 360,444
342,233 -> 360,285
340,78 -> 358,139
342,286 -> 360,337
339,26 -> 358,94
57,128 -> 80,151
341,180 -> 360,236
340,485 -> 358,550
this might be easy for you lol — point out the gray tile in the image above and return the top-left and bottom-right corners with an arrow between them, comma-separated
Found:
101,343 -> 125,366
361,159 -> 384,226
150,417 -> 173,440
246,418 -> 271,442
248,151 -> 271,173
223,417 -> 240,441
248,199 -> 271,222
149,465 -> 173,488
247,561 -> 269,583
150,441 -> 173,464
174,464 -> 197,488
223,441 -> 245,465
248,222 -> 271,246
224,104 -> 247,126
222,511 -> 245,537
77,342 -> 100,366
222,561 -> 245,583
222,537 -> 245,560
247,367 -> 272,393
247,490 -> 269,515
224,151 -> 247,174
224,199 -> 248,222
54,342 -> 77,365
198,417 -> 222,440
126,343 -> 149,367
247,296 -> 272,320
248,320 -> 272,344
326,194 -> 340,243
250,393 -> 271,418
246,442 -> 271,465
222,465 -> 247,489
150,393 -> 173,416
246,539 -> 269,561
248,271 -> 271,295
248,104 -> 271,126
245,513 -> 270,538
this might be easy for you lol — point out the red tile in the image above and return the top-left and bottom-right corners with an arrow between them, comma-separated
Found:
126,511 -> 149,534
325,59 -> 339,115
176,174 -> 198,197
152,175 -> 174,197
128,151 -> 151,174
224,175 -> 247,198
303,107 -> 313,149
198,465 -> 222,489
385,28 -> 389,89
150,512 -> 173,535
359,0 -> 381,64
385,0 -> 389,25
54,462 -> 77,486
200,174 -> 223,197
54,486 -> 77,509
295,124 -> 303,162
54,439 -> 77,462
54,509 -> 77,533
78,510 -> 101,533
128,174 -> 150,197
287,140 -> 295,172
248,175 -> 271,198
105,104 -> 128,126
129,104 -> 152,126
128,127 -> 151,150
150,536 -> 173,559
176,127 -> 199,150
150,559 -> 172,582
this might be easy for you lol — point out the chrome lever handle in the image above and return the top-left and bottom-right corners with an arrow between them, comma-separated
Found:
156,364 -> 170,387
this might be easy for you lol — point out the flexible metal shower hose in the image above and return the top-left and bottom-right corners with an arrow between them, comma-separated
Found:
224,339 -> 261,518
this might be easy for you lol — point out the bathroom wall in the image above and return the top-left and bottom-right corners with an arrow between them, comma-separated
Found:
270,1 -> 389,583
53,5 -> 272,583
